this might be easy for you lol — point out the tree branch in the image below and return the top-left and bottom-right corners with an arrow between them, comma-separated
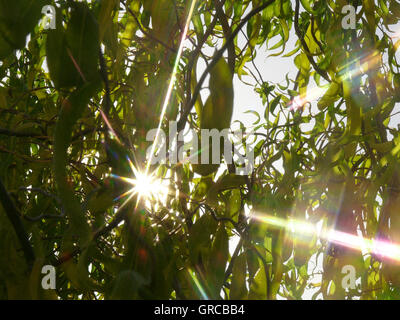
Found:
294,0 -> 330,82
0,127 -> 46,138
178,0 -> 277,132
213,0 -> 235,74
0,177 -> 35,268
122,0 -> 177,53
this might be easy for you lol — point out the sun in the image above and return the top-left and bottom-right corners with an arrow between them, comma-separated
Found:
110,157 -> 169,208
129,170 -> 167,201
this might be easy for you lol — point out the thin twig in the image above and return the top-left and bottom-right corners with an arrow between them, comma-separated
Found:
178,0 -> 277,132
122,0 -> 177,53
294,0 -> 330,82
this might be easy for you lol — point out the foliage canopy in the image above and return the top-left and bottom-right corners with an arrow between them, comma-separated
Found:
0,0 -> 400,300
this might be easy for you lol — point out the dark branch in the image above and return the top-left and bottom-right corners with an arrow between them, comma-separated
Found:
0,177 -> 35,268
0,127 -> 46,138
178,0 -> 276,131
122,1 -> 177,53
294,0 -> 330,82
213,0 -> 235,74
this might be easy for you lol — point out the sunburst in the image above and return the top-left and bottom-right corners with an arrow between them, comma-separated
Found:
104,0 -> 198,211
110,157 -> 169,209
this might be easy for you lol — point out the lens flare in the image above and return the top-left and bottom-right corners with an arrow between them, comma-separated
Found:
288,50 -> 382,111
338,50 -> 381,81
100,0 -> 198,209
111,157 -> 169,205
251,211 -> 400,263
145,0 -> 198,175
100,109 -> 121,144
289,86 -> 327,111
187,268 -> 209,300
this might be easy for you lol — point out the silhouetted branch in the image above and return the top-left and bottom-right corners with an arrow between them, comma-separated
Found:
0,177 -> 35,268
178,0 -> 277,131
294,0 -> 330,82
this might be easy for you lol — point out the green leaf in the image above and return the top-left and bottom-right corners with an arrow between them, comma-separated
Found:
207,225 -> 229,298
267,95 -> 281,116
317,82 -> 340,111
0,0 -> 47,58
230,253 -> 247,299
188,214 -> 218,266
98,0 -> 119,41
208,174 -> 247,205
53,83 -> 99,247
300,0 -> 315,14
110,270 -> 147,300
46,3 -> 100,88
248,263 -> 268,299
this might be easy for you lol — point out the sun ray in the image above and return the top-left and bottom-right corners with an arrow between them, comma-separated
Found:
145,0 -> 198,175
288,49 -> 383,111
116,188 -> 138,212
104,1 -> 198,213
112,185 -> 135,202
100,109 -> 122,144
188,268 -> 209,300
251,211 -> 400,263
